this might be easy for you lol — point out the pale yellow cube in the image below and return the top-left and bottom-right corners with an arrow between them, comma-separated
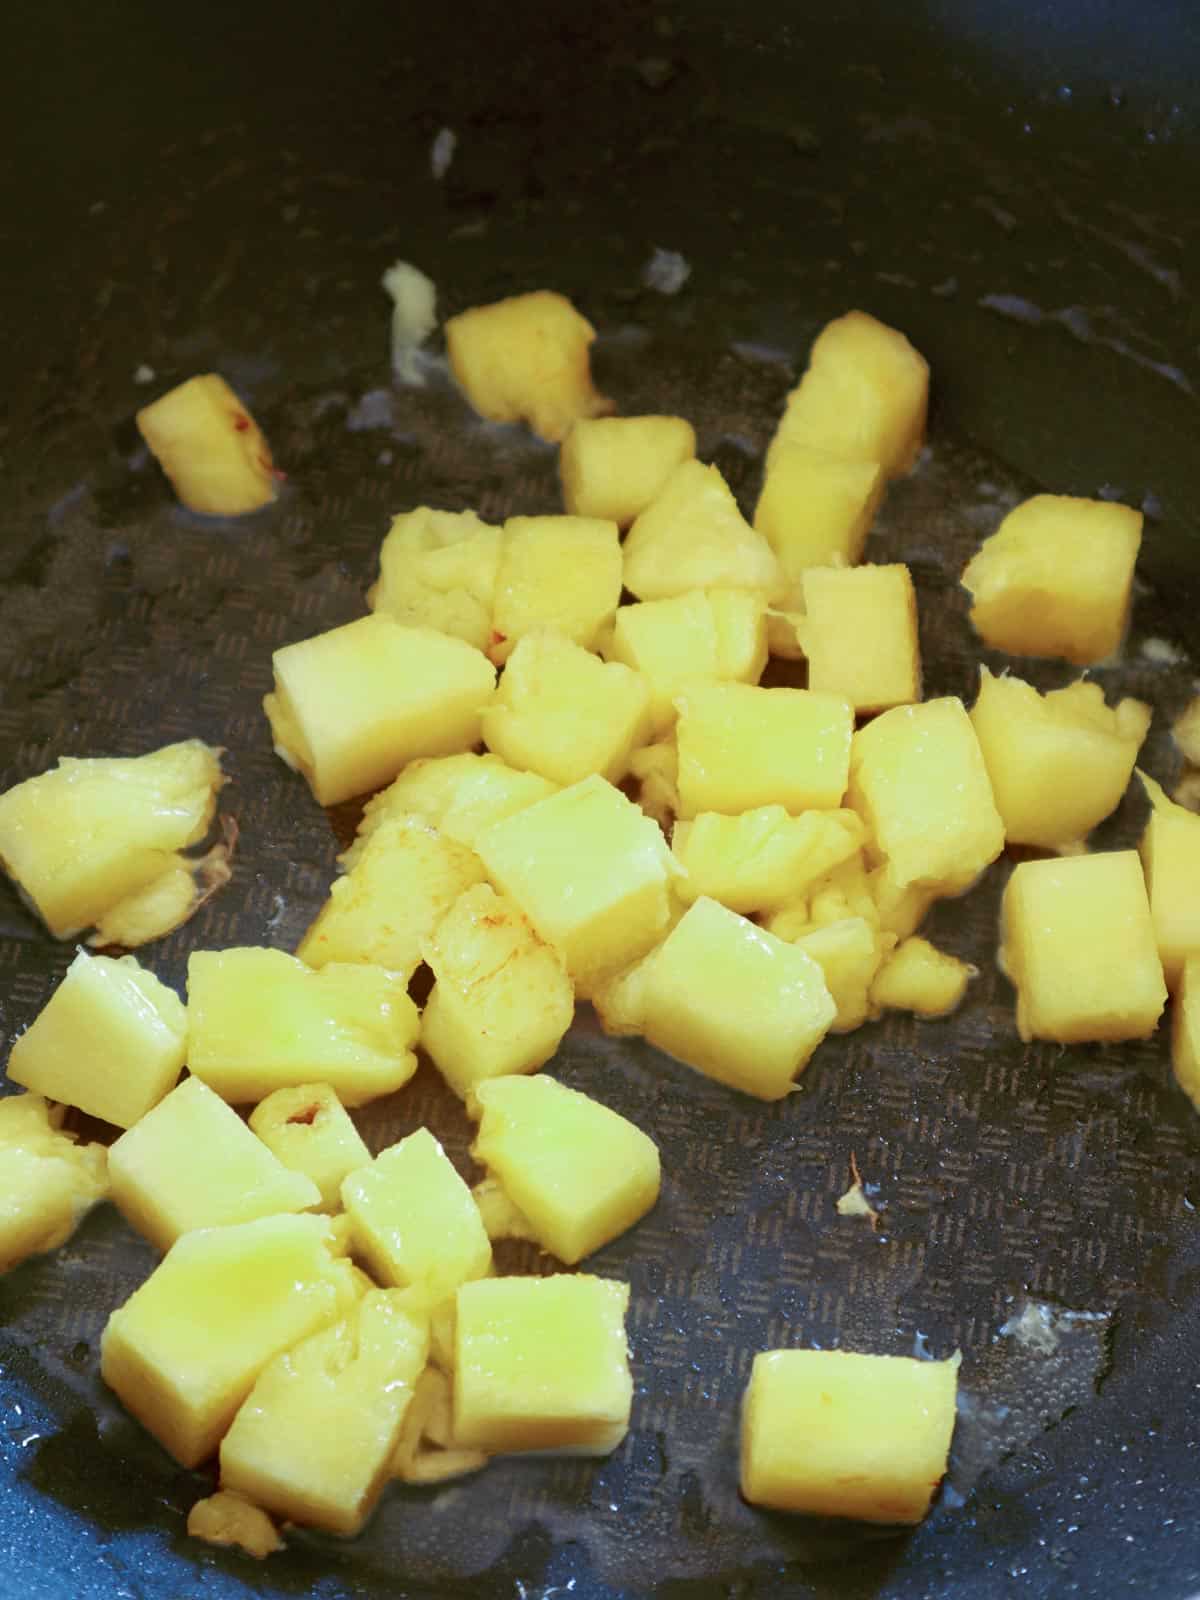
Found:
490,515 -> 622,665
754,447 -> 885,577
740,1348 -> 959,1523
962,494 -> 1142,665
606,589 -> 768,733
870,937 -> 974,1017
136,373 -> 279,516
1172,956 -> 1200,1110
1139,773 -> 1200,988
367,506 -> 502,652
248,1084 -> 371,1211
8,950 -> 186,1128
622,460 -> 783,602
264,613 -> 496,807
560,414 -> 696,527
346,753 -> 557,861
797,564 -> 921,713
794,917 -> 888,1033
0,1094 -> 108,1273
672,807 -> 864,914
1001,851 -> 1166,1043
869,862 -> 938,939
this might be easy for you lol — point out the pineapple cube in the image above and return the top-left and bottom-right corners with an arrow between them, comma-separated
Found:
341,1128 -> 491,1303
248,1084 -> 371,1211
640,896 -> 836,1099
136,373 -> 278,516
560,414 -> 696,527
108,1075 -> 320,1252
89,848 -> 230,950
740,1348 -> 959,1522
1172,956 -> 1200,1110
591,948 -> 661,1038
630,739 -> 680,830
454,1275 -> 632,1454
1001,851 -> 1166,1043
961,494 -> 1142,665
794,917 -> 888,1033
187,1491 -> 281,1559
367,507 -> 502,653
870,937 -> 974,1017
0,1094 -> 108,1273
220,1289 -> 429,1535
869,862 -> 938,939
490,515 -> 622,665
471,1075 -> 660,1264
0,740 -> 223,941
420,883 -> 575,1100
605,589 -> 768,734
7,950 -> 186,1128
1139,773 -> 1200,988
100,1213 -> 358,1467
475,775 -> 677,992
444,289 -> 611,443
187,947 -> 418,1106
848,698 -> 1004,893
346,753 -> 556,861
672,807 -> 865,914
754,447 -> 885,581
481,631 -> 652,788
622,460 -> 784,602
297,813 -> 485,978
675,683 -> 854,818
797,564 -> 921,714
263,613 -> 496,807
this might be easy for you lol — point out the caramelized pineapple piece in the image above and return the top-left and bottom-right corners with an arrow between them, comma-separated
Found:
560,414 -> 696,527
622,460 -> 783,602
870,936 -> 974,1017
754,446 -> 885,579
793,917 -> 889,1033
347,753 -> 557,862
367,506 -> 502,652
136,373 -> 279,516
187,1491 -> 281,1559
248,1084 -> 371,1212
490,515 -> 622,665
605,589 -> 767,733
0,1094 -> 108,1274
672,807 -> 864,914
1138,773 -> 1200,988
796,564 -> 921,713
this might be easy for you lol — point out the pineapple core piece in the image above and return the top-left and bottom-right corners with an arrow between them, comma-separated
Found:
560,414 -> 696,528
7,950 -> 186,1127
870,937 -> 974,1018
454,1275 -> 632,1455
187,947 -> 419,1106
489,514 -> 623,665
136,373 -> 279,516
0,1094 -> 108,1273
622,459 -> 783,603
796,563 -> 921,715
101,1212 -> 358,1467
367,506 -> 502,653
347,753 -> 557,860
1138,773 -> 1200,989
248,1084 -> 371,1212
0,739 -> 224,941
740,1348 -> 959,1523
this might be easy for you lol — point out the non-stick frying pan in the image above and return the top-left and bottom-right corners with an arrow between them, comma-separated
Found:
3,2 -> 1200,1595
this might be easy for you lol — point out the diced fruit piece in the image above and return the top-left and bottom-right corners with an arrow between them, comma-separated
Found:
472,1174 -> 538,1243
100,1213 -> 357,1467
560,414 -> 696,527
8,951 -> 186,1128
848,698 -> 1004,894
421,883 -> 575,1100
672,807 -> 864,913
187,948 -> 418,1106
970,669 -> 1150,848
445,289 -> 611,442
0,740 -> 223,940
760,852 -> 881,944
220,1289 -> 428,1535
346,753 -> 557,862
475,775 -> 677,992
1172,956 -> 1200,1110
89,835 -> 233,949
297,814 -> 485,979
1138,773 -> 1200,988
454,1275 -> 632,1454
248,1085 -> 371,1212
264,613 -> 496,807
0,1094 -> 107,1273
868,862 -> 937,939
622,460 -> 783,602
740,1348 -> 959,1523
341,1128 -> 491,1304
1173,697 -> 1200,767
187,1491 -> 281,1559
754,446 -> 885,583
630,741 -> 680,830
1000,851 -> 1166,1043
870,937 -> 973,1017
367,507 -> 502,653
961,494 -> 1142,665
591,948 -> 661,1038
108,1076 -> 320,1252
793,917 -> 888,1033
796,564 -> 921,714
136,374 -> 278,516
675,684 -> 853,818
481,631 -> 651,788
640,897 -> 836,1099
471,1075 -> 660,1264
490,515 -> 622,665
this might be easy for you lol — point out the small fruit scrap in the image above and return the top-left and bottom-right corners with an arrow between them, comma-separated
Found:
137,374 -> 280,516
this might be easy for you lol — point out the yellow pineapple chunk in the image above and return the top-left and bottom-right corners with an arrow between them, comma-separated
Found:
740,1348 -> 959,1522
630,740 -> 680,830
848,698 -> 1004,894
264,613 -> 496,807
868,861 -> 938,939
489,514 -> 622,665
367,507 -> 502,652
187,947 -> 418,1106
475,775 -> 677,993
672,807 -> 864,914
962,494 -> 1142,665
793,917 -> 888,1033
605,589 -> 768,733
101,1213 -> 358,1467
560,414 -> 696,527
0,1094 -> 107,1273
622,460 -> 783,602
8,950 -> 186,1127
796,564 -> 921,713
482,630 -> 652,788
248,1084 -> 371,1211
136,373 -> 278,516
297,813 -> 485,978
1139,773 -> 1200,988
220,1289 -> 429,1535
108,1076 -> 320,1252
754,446 -> 885,581
471,1075 -> 660,1264
187,1491 -> 281,1559
0,740 -> 223,941
675,683 -> 853,818
590,948 -> 662,1038
640,897 -> 836,1099
472,1174 -> 539,1243
1172,956 -> 1200,1110
454,1275 -> 632,1454
445,289 -> 611,442
1001,851 -> 1166,1043
346,753 -> 557,862
421,883 -> 575,1100
341,1128 -> 491,1304
870,936 -> 974,1017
